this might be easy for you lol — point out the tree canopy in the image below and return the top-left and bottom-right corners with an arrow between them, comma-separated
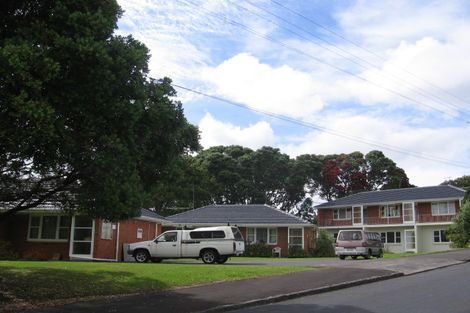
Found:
0,0 -> 199,221
441,175 -> 470,201
151,146 -> 413,222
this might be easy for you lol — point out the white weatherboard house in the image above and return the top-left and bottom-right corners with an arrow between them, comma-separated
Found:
316,185 -> 466,253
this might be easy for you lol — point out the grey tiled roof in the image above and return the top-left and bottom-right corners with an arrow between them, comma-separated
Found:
315,185 -> 465,208
140,208 -> 166,221
167,204 -> 310,225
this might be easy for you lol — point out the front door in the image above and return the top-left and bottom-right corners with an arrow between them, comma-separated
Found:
150,231 -> 181,258
405,229 -> 416,252
353,206 -> 362,225
403,202 -> 415,223
69,216 -> 95,259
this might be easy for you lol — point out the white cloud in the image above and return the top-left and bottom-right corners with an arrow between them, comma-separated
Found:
280,113 -> 470,186
201,53 -> 325,118
199,113 -> 276,149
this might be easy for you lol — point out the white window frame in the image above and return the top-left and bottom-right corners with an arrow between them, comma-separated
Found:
333,208 -> 352,220
431,202 -> 456,216
101,221 -> 113,240
433,229 -> 450,243
380,231 -> 401,244
380,204 -> 401,218
246,227 -> 277,245
27,214 -> 70,242
288,227 -> 304,248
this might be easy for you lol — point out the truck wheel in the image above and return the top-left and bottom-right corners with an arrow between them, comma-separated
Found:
201,249 -> 217,264
339,255 -> 346,260
351,256 -> 358,260
134,249 -> 150,263
216,256 -> 228,264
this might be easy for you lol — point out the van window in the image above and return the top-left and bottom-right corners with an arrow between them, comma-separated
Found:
338,231 -> 362,241
189,230 -> 226,239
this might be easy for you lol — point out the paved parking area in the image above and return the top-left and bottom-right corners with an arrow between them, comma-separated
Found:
165,249 -> 470,275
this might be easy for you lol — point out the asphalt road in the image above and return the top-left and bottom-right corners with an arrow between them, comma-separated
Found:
233,262 -> 470,313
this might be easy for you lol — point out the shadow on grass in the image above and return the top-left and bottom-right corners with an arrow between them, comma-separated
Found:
0,266 -> 169,303
0,266 -> 227,313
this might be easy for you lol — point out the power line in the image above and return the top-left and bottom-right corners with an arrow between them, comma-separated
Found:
172,83 -> 470,169
180,0 -> 469,124
237,0 -> 470,119
269,0 -> 470,113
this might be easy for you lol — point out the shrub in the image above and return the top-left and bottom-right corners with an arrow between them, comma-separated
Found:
0,240 -> 19,260
448,200 -> 470,248
288,246 -> 310,258
311,229 -> 336,257
244,243 -> 273,257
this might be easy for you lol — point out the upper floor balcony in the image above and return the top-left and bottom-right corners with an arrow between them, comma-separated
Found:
318,214 -> 456,227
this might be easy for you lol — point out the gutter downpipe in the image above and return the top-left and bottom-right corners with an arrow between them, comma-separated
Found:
115,222 -> 121,261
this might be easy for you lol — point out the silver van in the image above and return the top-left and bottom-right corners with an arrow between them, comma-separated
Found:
335,230 -> 384,260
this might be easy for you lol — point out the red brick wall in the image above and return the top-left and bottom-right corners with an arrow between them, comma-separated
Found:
93,219 -> 118,260
2,214 -> 69,260
116,219 -> 159,260
366,206 -> 379,218
318,209 -> 332,222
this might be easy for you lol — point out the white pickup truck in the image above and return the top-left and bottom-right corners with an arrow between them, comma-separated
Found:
127,226 -> 245,264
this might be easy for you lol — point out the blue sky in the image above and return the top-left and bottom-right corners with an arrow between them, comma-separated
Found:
116,0 -> 470,186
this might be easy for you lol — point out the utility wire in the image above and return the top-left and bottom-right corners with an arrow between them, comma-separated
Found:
238,0 -> 470,119
172,83 -> 470,169
180,0 -> 469,124
270,0 -> 470,113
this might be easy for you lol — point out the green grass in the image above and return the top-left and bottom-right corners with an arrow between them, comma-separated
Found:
0,261 -> 313,304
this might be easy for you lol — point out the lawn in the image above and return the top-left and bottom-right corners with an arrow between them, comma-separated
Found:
0,261 -> 313,305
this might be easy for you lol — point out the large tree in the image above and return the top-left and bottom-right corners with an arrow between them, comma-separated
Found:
441,175 -> 470,200
0,1 -> 199,221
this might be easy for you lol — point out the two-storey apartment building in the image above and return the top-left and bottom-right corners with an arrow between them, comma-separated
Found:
316,185 -> 466,253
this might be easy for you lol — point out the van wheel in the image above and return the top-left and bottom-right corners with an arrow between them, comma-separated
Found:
364,249 -> 372,259
216,256 -> 228,264
377,250 -> 383,259
201,249 -> 217,264
351,256 -> 358,260
134,249 -> 150,263
339,255 -> 346,260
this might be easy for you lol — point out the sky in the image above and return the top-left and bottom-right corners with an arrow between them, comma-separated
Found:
116,0 -> 470,187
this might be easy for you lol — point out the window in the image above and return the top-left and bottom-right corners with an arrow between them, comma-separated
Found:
431,202 -> 456,216
338,231 -> 362,241
189,230 -> 226,239
158,232 -> 178,242
380,232 -> 401,243
101,222 -> 112,240
28,215 -> 71,241
231,227 -> 244,241
380,205 -> 401,217
433,230 -> 449,243
246,228 -> 277,244
333,208 -> 352,220
288,228 -> 303,248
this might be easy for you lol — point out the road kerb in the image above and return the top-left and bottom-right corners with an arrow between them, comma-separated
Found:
198,272 -> 403,313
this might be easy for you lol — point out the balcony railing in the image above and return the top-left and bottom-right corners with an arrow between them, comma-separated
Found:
318,214 -> 456,227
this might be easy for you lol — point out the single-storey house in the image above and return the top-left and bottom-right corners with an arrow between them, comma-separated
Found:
316,185 -> 466,253
167,204 -> 315,257
0,206 -> 167,261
